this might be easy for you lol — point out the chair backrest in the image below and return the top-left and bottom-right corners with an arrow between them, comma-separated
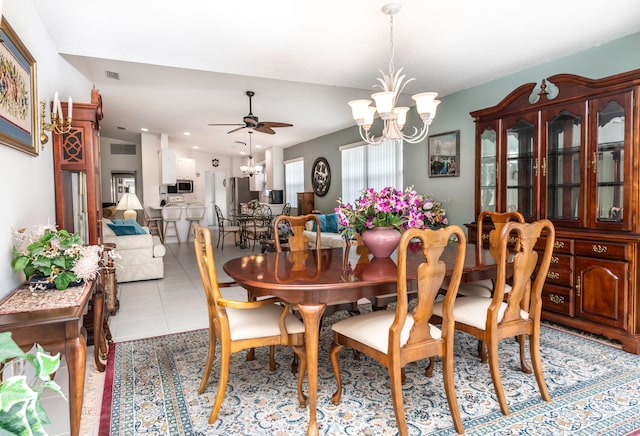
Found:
193,224 -> 224,322
282,203 -> 291,216
186,203 -> 206,220
214,205 -> 225,228
492,219 -> 555,325
477,211 -> 525,261
161,206 -> 182,220
273,214 -> 321,252
393,226 -> 467,349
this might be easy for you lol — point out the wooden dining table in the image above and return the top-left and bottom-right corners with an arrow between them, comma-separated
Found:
223,241 -> 498,436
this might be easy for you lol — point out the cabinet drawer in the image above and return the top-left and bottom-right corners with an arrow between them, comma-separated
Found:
542,285 -> 574,317
545,263 -> 573,286
574,240 -> 627,260
536,237 -> 573,254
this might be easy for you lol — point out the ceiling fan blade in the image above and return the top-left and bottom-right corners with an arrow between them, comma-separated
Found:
227,126 -> 247,134
260,122 -> 293,128
208,123 -> 244,126
254,126 -> 276,134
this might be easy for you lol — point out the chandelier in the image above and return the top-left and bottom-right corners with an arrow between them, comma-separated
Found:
348,3 -> 440,145
239,131 -> 262,177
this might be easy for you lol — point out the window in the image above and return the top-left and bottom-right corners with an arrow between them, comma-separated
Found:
340,139 -> 403,203
284,158 -> 304,206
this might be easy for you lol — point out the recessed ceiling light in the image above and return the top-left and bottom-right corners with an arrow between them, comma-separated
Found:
140,127 -> 149,132
255,144 -> 263,149
193,145 -> 199,149
240,151 -> 247,155
184,132 -> 191,136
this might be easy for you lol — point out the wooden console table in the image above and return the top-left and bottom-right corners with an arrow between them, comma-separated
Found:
0,280 -> 106,436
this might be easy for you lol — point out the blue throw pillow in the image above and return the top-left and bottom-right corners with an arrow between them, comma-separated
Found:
325,213 -> 339,233
312,214 -> 327,232
107,219 -> 147,236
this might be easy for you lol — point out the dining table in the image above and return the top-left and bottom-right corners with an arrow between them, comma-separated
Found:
223,241 -> 499,436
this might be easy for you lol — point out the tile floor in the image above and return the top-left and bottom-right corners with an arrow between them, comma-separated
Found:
41,233 -> 251,435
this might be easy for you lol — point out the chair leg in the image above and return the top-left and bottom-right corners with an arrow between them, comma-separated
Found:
442,351 -> 464,434
292,345 -> 307,408
209,341 -> 231,424
530,331 -> 551,402
487,338 -> 510,416
269,345 -> 276,371
329,342 -> 345,405
388,362 -> 408,436
518,334 -> 532,374
198,328 -> 217,394
425,357 -> 435,377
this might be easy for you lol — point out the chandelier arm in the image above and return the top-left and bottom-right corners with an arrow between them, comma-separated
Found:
358,125 -> 384,146
400,122 -> 431,144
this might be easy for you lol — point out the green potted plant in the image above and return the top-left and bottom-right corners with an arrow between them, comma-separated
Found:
0,332 -> 64,435
11,224 -> 103,290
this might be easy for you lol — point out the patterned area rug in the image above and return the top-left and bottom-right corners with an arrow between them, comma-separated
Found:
99,314 -> 640,435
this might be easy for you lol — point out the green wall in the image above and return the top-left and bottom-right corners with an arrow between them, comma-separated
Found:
285,32 -> 640,227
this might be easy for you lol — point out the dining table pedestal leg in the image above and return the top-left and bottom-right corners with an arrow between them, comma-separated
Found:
297,303 -> 326,436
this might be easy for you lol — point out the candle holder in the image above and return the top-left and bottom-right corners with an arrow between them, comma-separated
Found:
39,100 -> 72,146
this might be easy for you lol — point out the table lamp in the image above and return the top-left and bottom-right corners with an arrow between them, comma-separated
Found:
116,192 -> 143,221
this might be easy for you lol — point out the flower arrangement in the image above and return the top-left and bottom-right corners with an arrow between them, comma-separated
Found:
11,223 -> 104,290
335,187 -> 448,239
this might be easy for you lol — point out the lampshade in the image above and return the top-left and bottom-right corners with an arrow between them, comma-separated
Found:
116,192 -> 143,221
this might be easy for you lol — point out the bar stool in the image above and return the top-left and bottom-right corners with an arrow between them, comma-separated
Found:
144,207 -> 164,243
185,203 -> 206,242
162,206 -> 183,243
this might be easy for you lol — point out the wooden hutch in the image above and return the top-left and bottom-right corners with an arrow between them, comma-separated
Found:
52,87 -> 104,245
469,69 -> 640,354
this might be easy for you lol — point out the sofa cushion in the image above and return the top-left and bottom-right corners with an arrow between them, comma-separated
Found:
108,219 -> 147,236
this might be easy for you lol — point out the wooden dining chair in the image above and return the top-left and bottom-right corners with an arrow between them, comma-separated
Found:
192,224 -> 307,423
432,219 -> 555,416
457,210 -> 525,298
330,226 -> 467,436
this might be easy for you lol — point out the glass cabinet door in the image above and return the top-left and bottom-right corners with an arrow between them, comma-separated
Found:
478,124 -> 497,214
503,114 -> 537,220
590,93 -> 630,229
544,105 -> 584,225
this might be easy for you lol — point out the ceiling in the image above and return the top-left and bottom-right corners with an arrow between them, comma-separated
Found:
31,0 -> 640,158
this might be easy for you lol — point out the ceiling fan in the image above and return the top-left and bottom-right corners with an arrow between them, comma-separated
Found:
208,90 -> 293,134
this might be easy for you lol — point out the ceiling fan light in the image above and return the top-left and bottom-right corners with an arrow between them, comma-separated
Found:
372,91 -> 396,119
348,99 -> 373,125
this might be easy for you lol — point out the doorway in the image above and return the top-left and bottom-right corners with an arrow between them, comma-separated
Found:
111,172 -> 137,203
205,170 -> 227,226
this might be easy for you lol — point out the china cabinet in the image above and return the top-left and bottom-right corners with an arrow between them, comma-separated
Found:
469,70 -> 640,353
297,192 -> 315,215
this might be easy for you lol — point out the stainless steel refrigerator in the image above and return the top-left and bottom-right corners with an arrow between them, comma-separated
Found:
229,177 -> 251,220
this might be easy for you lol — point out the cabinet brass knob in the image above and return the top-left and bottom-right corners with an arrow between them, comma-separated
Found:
547,272 -> 559,280
551,256 -> 559,264
576,277 -> 581,297
549,294 -> 564,305
592,244 -> 608,254
554,241 -> 565,249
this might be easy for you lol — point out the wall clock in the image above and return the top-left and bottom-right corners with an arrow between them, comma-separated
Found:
311,157 -> 331,197
211,158 -> 219,167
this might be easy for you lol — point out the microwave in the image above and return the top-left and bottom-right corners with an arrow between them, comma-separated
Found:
167,179 -> 193,194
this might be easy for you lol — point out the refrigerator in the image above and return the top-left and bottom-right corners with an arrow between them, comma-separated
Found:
229,177 -> 252,221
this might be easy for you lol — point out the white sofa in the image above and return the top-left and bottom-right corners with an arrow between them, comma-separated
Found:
302,213 -> 346,249
102,219 -> 166,282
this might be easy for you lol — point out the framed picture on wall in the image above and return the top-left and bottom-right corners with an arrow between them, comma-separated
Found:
0,17 -> 38,156
428,130 -> 460,177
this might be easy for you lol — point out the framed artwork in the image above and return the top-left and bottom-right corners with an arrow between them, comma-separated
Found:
0,17 -> 38,156
428,130 -> 460,177
311,157 -> 331,196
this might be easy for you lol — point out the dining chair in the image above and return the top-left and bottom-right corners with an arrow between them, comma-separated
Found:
185,203 -> 206,242
281,202 -> 291,216
330,226 -> 467,436
432,219 -> 555,416
244,205 -> 273,250
457,210 -> 525,298
192,224 -> 307,423
214,205 -> 241,251
161,206 -> 183,243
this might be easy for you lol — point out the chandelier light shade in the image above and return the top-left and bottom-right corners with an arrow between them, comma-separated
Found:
348,3 -> 440,145
239,131 -> 262,177
116,192 -> 144,221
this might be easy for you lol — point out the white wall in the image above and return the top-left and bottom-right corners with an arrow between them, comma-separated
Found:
0,0 -> 92,297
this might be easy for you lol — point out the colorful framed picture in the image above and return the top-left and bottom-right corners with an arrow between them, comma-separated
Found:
428,130 -> 460,177
0,17 -> 38,156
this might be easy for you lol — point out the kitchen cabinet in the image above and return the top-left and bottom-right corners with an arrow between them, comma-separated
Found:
160,149 -> 176,184
177,157 -> 196,180
469,69 -> 640,353
266,147 -> 284,190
